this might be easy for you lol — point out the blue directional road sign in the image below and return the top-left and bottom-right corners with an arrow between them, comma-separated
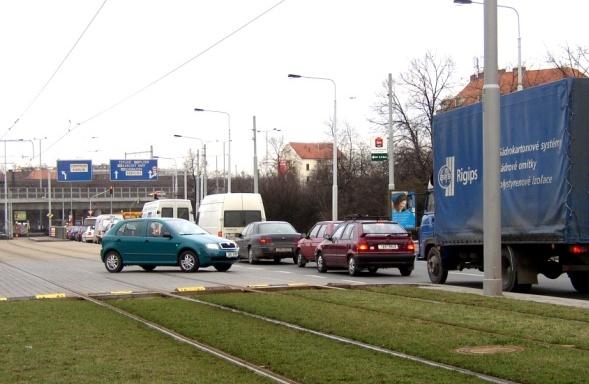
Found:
57,160 -> 93,182
110,159 -> 158,181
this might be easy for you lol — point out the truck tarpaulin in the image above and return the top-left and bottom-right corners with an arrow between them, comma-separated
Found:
433,78 -> 589,244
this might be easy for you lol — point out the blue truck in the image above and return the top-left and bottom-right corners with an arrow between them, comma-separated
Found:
419,78 -> 589,292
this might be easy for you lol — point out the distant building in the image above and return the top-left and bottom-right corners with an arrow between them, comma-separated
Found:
441,67 -> 587,111
283,142 -> 343,183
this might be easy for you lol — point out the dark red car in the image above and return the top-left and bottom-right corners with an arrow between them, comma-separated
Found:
295,221 -> 342,267
316,219 -> 415,276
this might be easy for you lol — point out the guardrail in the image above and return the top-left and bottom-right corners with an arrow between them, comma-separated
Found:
0,186 -> 184,201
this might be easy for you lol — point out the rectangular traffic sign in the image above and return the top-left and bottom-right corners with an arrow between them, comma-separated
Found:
110,159 -> 158,181
57,160 -> 93,182
371,153 -> 388,161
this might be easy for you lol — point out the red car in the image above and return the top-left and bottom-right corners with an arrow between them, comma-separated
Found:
315,219 -> 415,276
296,221 -> 342,267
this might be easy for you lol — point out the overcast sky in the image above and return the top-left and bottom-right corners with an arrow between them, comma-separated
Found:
1,0 -> 587,174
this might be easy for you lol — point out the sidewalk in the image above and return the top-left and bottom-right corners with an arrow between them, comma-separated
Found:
421,284 -> 589,309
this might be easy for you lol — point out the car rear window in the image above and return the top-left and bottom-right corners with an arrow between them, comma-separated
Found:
224,210 -> 262,227
258,223 -> 297,234
177,207 -> 190,220
362,223 -> 406,235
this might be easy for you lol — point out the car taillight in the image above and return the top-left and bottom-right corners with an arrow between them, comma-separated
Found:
407,242 -> 415,252
217,231 -> 223,237
259,237 -> 272,245
570,245 -> 589,255
357,242 -> 369,251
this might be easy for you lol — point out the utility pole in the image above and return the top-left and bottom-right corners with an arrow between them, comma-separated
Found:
387,73 -> 395,193
483,0 -> 502,296
253,116 -> 259,193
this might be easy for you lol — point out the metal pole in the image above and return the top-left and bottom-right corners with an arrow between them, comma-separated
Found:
48,167 -> 52,230
253,116 -> 259,193
195,149 -> 200,209
202,144 -> 207,198
332,81 -> 338,221
483,0 -> 502,296
39,139 -> 42,230
3,142 -> 7,237
227,114 -> 231,193
183,169 -> 187,200
222,142 -> 226,192
387,73 -> 395,193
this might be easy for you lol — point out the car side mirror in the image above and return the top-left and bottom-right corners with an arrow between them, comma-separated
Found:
305,233 -> 310,239
236,233 -> 243,238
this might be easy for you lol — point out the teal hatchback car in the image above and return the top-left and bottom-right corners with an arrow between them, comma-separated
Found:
100,218 -> 239,273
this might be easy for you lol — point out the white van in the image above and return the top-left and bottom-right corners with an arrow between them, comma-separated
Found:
197,193 -> 266,239
94,214 -> 123,243
141,199 -> 194,222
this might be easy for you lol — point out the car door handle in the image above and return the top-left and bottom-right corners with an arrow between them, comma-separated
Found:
144,239 -> 149,243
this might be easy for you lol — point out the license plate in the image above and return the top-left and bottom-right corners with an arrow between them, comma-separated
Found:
379,244 -> 398,250
276,247 -> 292,252
225,251 -> 238,258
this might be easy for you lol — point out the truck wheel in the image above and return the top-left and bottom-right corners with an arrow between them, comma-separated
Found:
427,247 -> 447,284
568,272 -> 589,293
501,246 -> 531,292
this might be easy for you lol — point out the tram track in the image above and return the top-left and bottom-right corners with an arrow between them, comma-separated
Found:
0,249 -> 516,384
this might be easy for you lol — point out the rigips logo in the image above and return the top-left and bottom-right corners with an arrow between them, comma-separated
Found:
438,156 -> 478,197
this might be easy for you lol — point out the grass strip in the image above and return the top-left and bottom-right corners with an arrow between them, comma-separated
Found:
112,296 -> 486,384
198,290 -> 589,384
281,287 -> 589,350
362,285 -> 589,323
0,299 -> 272,384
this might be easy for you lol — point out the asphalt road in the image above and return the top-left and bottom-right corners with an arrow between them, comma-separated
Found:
0,238 -> 587,302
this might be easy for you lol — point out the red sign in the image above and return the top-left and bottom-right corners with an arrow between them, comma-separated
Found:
375,137 -> 384,148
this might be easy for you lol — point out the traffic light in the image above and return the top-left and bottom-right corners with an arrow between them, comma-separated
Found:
109,186 -> 113,195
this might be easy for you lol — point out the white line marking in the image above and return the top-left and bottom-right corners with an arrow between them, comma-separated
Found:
304,274 -> 326,279
342,280 -> 366,284
275,271 -> 292,274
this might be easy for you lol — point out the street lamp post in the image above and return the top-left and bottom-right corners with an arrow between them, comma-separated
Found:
194,108 -> 231,193
454,0 -> 523,91
288,73 -> 338,220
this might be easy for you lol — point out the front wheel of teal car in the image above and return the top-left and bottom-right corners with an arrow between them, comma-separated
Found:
104,251 -> 123,273
179,250 -> 199,272
214,263 -> 232,272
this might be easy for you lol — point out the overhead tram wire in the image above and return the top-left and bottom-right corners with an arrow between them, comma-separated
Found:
42,0 -> 288,156
1,0 -> 109,141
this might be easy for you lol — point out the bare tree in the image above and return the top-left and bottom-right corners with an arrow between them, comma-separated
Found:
370,51 -> 456,180
547,44 -> 589,77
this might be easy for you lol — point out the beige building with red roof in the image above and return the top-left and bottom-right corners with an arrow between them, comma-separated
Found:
283,142 -> 342,183
441,67 -> 586,110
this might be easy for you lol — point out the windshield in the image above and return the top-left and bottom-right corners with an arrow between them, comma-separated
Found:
167,219 -> 208,235
258,222 -> 297,234
362,223 -> 407,235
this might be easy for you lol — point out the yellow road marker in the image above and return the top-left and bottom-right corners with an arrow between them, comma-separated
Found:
176,286 -> 206,292
35,293 -> 66,299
